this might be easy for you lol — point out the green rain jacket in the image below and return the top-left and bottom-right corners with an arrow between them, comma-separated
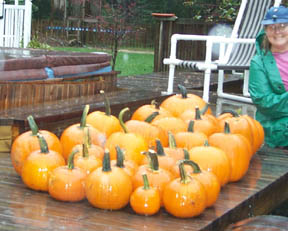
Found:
249,29 -> 288,148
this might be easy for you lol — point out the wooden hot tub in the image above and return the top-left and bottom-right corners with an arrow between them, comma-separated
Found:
0,48 -> 118,110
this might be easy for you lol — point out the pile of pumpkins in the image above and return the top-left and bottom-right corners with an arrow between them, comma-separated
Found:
10,85 -> 264,218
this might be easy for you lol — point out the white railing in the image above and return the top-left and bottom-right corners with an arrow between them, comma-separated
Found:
0,0 -> 32,48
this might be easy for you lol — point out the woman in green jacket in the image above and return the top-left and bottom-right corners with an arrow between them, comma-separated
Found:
249,6 -> 288,148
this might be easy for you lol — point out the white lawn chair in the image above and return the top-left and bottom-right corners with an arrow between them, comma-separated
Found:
163,0 -> 282,103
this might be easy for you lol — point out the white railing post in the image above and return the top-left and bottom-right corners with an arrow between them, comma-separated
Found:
0,0 -> 5,47
23,0 -> 32,48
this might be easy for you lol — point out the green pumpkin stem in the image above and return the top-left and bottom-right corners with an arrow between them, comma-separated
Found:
80,104 -> 90,129
100,90 -> 111,116
67,149 -> 79,170
148,149 -> 159,171
178,84 -> 187,99
156,139 -> 166,156
204,140 -> 210,147
82,127 -> 89,158
102,149 -> 112,172
119,107 -> 129,133
179,160 -> 190,184
224,122 -> 231,134
115,145 -> 125,168
144,111 -> 159,123
168,131 -> 177,148
183,148 -> 190,160
195,107 -> 202,120
181,159 -> 202,174
187,120 -> 195,132
142,174 -> 150,190
37,133 -> 49,154
200,103 -> 209,115
27,115 -> 39,136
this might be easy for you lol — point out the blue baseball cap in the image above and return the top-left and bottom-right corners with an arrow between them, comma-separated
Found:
261,6 -> 288,25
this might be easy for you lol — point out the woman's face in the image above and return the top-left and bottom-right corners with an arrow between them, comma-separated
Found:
265,23 -> 288,52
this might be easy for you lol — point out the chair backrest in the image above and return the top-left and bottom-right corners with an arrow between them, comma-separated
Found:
220,0 -> 273,69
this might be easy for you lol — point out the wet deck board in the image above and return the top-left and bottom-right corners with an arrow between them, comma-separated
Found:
0,146 -> 288,231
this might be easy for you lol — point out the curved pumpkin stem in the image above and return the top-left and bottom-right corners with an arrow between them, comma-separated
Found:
156,139 -> 166,156
27,115 -> 39,136
168,131 -> 177,149
144,111 -> 159,123
119,107 -> 129,133
187,120 -> 195,132
67,149 -> 79,170
220,109 -> 240,117
148,149 -> 159,171
178,84 -> 187,99
37,133 -> 49,154
178,160 -> 190,184
181,159 -> 202,174
115,145 -> 125,168
100,90 -> 111,116
80,104 -> 90,129
102,149 -> 112,172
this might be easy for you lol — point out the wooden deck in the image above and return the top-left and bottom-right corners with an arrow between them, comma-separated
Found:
0,72 -> 288,230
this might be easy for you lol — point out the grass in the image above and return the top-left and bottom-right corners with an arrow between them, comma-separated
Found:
51,46 -> 154,77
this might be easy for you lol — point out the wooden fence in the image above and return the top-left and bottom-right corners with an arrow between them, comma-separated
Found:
32,19 -> 156,49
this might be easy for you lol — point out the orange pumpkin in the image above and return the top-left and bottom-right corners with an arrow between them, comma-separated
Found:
160,84 -> 212,117
105,107 -> 148,165
140,139 -> 175,171
163,159 -> 207,218
86,90 -> 122,137
181,159 -> 220,208
189,141 -> 231,186
60,105 -> 106,161
131,100 -> 173,122
111,145 -> 138,177
85,150 -> 133,210
208,122 -> 252,182
132,150 -> 173,205
151,116 -> 187,137
163,132 -> 185,161
125,119 -> 168,149
11,115 -> 62,176
21,134 -> 65,191
174,120 -> 207,150
130,174 -> 161,216
48,150 -> 87,202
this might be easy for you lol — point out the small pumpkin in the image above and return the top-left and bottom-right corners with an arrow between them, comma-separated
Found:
105,107 -> 148,165
163,132 -> 185,161
208,122 -> 252,182
11,115 -> 62,176
160,84 -> 212,117
130,174 -> 161,216
86,90 -> 122,137
21,134 -> 65,191
174,120 -> 207,150
132,149 -> 173,206
48,150 -> 87,202
111,146 -> 138,177
163,159 -> 207,218
60,105 -> 106,161
131,100 -> 173,122
85,150 -> 133,210
180,159 -> 220,208
189,141 -> 231,186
